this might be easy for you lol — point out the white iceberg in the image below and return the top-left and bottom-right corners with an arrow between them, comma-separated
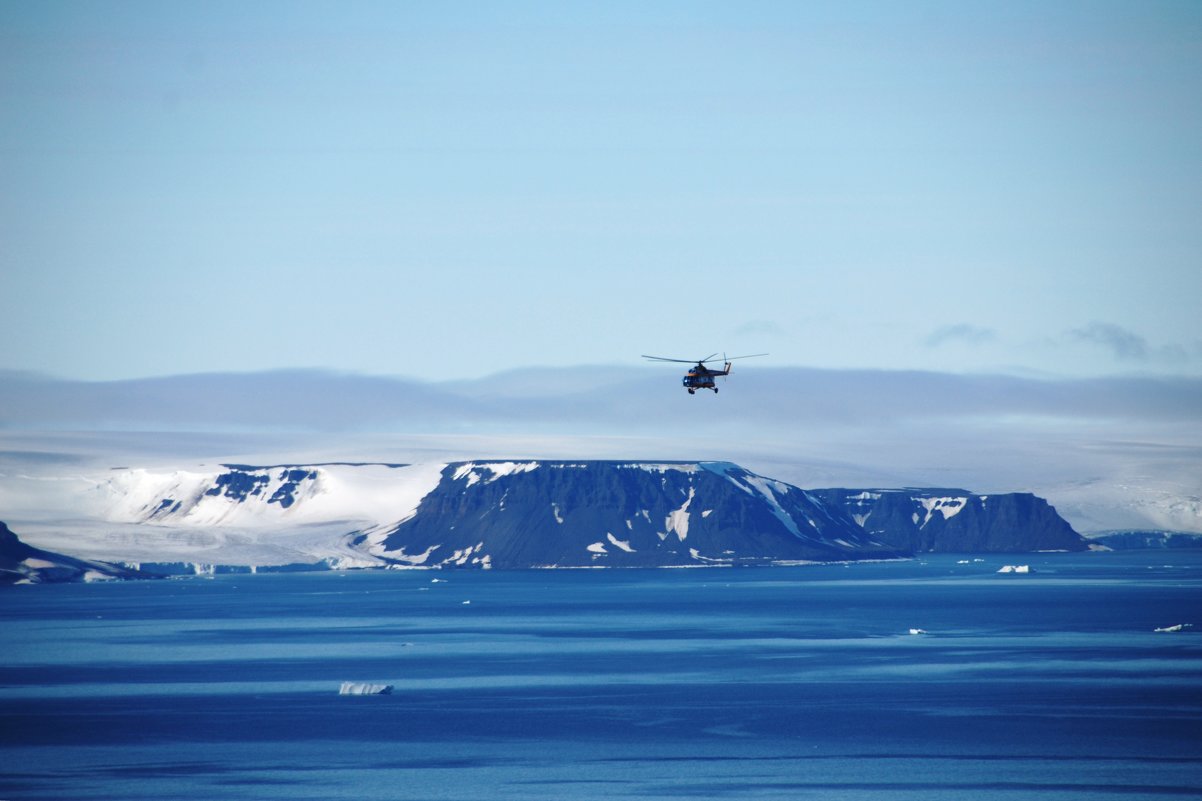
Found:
339,682 -> 393,696
1154,623 -> 1193,633
908,628 -> 927,635
997,564 -> 1032,573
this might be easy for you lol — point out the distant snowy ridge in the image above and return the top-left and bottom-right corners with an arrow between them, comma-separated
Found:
1085,530 -> 1202,550
101,463 -> 445,530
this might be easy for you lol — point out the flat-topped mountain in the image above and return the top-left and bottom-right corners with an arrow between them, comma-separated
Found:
366,461 -> 903,568
810,488 -> 1088,553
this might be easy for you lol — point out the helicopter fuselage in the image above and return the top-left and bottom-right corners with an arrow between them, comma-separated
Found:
642,352 -> 764,395
682,362 -> 731,393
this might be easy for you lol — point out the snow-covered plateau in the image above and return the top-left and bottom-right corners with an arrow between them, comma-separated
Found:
2,462 -> 445,568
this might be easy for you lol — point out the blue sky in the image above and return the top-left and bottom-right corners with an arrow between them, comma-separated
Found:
2,0 -> 1201,381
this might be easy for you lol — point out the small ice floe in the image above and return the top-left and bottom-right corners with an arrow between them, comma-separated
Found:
339,682 -> 393,696
1154,623 -> 1193,633
956,560 -> 970,564
997,564 -> 1033,573
462,600 -> 471,605
908,628 -> 928,635
431,578 -> 446,583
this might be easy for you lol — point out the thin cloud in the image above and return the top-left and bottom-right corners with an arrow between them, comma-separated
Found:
924,324 -> 997,348
731,320 -> 787,339
1063,323 -> 1202,367
3,367 -> 1200,434
1068,322 -> 1149,361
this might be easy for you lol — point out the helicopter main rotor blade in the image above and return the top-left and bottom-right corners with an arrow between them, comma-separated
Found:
709,353 -> 769,362
643,352 -> 768,364
642,355 -> 701,364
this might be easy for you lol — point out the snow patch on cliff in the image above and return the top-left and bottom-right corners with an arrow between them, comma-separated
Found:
629,463 -> 701,474
665,486 -> 695,541
452,462 -> 540,486
607,532 -> 635,553
917,496 -> 968,527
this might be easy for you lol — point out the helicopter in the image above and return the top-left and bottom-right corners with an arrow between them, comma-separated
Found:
642,353 -> 767,394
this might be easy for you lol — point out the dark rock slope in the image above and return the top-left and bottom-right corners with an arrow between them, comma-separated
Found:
374,461 -> 903,568
809,488 -> 1087,553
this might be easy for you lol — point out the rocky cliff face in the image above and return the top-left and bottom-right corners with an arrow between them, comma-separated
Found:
809,488 -> 1087,553
372,461 -> 903,568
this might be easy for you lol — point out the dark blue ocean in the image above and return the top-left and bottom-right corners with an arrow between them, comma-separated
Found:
2,552 -> 1201,800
